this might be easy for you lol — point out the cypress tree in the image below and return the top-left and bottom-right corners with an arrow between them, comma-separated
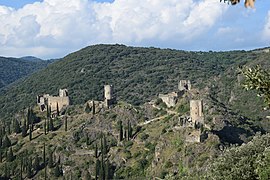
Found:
7,123 -> 11,135
46,104 -> 50,119
4,163 -> 9,179
64,116 -> 68,132
54,163 -> 63,177
46,118 -> 50,133
44,118 -> 47,135
45,164 -> 47,180
92,100 -> 96,115
26,108 -> 30,131
100,153 -> 105,180
0,127 -> 3,147
119,120 -> 123,141
128,120 -> 132,140
27,157 -> 32,178
2,135 -> 11,148
103,136 -> 108,154
43,143 -> 46,167
33,154 -> 40,172
49,117 -> 54,132
95,143 -> 98,158
29,123 -> 32,141
48,149 -> 54,168
13,119 -> 21,134
20,158 -> 23,180
7,147 -> 14,162
85,103 -> 91,113
105,160 -> 109,180
95,159 -> 101,180
22,120 -> 27,137
56,103 -> 60,116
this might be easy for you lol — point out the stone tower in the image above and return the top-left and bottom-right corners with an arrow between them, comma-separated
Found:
178,80 -> 191,91
190,100 -> 204,125
59,89 -> 68,97
104,85 -> 116,108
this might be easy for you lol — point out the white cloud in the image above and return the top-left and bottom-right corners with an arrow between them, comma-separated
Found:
262,11 -> 270,42
0,0 -> 229,58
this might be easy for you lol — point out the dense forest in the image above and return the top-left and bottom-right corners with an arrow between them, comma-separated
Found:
0,44 -> 268,120
0,57 -> 52,89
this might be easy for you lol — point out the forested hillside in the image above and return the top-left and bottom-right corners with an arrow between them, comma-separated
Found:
0,45 -> 268,121
0,57 -> 52,89
0,44 -> 269,179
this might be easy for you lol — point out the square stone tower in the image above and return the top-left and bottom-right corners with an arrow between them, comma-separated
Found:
104,85 -> 116,108
190,100 -> 204,125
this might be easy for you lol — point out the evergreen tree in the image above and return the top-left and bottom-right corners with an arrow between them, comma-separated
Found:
100,153 -> 105,180
21,120 -> 27,137
128,120 -> 132,140
44,118 -> 47,135
2,135 -> 11,148
92,100 -> 96,115
13,119 -> 21,134
45,164 -> 47,180
46,104 -> 50,119
105,160 -> 110,180
27,157 -> 33,178
48,149 -> 54,168
54,163 -> 63,177
26,108 -> 30,131
49,117 -> 54,131
119,120 -> 123,141
20,158 -> 23,180
29,122 -> 32,141
43,143 -> 46,166
4,163 -> 9,179
0,127 -> 3,147
64,116 -> 68,132
95,159 -> 101,180
85,103 -> 91,113
95,143 -> 98,158
6,123 -> 11,135
33,154 -> 40,172
56,103 -> 60,116
46,118 -> 50,133
0,150 -> 2,163
7,147 -> 14,162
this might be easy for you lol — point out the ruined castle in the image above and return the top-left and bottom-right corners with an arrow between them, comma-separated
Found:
37,89 -> 70,112
158,80 -> 191,107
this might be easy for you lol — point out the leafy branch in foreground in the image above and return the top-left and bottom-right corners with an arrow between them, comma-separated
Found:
221,0 -> 255,8
239,65 -> 270,107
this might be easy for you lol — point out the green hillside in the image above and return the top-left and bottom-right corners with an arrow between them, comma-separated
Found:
0,45 -> 269,179
1,44 -> 267,120
0,57 -> 51,89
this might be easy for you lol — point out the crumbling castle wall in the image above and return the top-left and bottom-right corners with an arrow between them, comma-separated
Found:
37,89 -> 70,112
178,80 -> 191,91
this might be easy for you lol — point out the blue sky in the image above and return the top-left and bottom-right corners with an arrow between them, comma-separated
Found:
0,0 -> 269,59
